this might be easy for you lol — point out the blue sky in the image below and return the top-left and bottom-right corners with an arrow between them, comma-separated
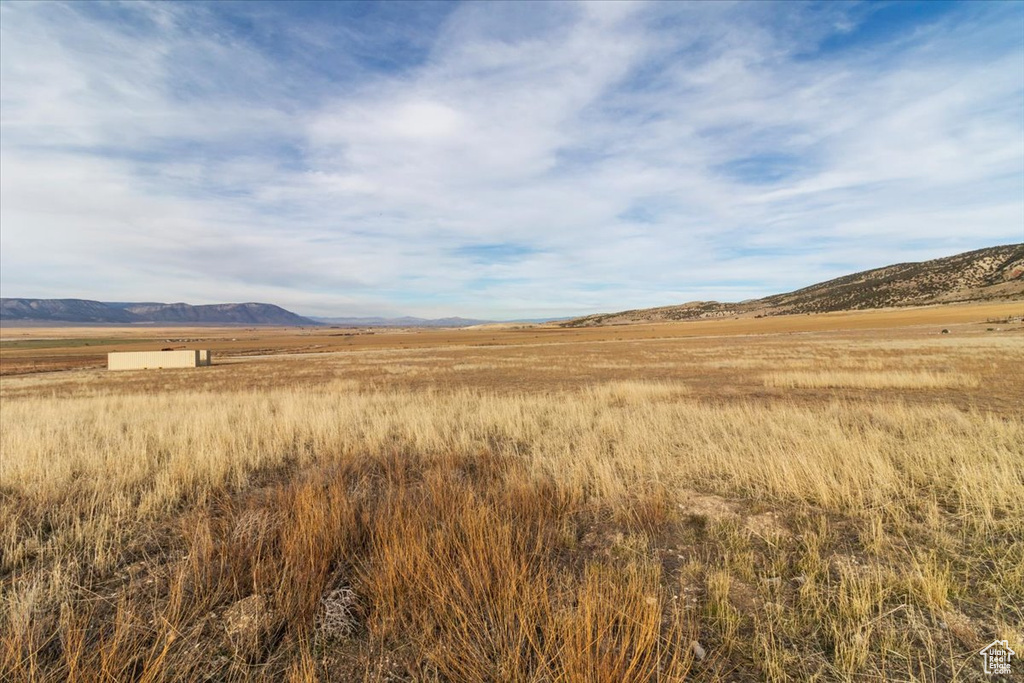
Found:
1,1 -> 1021,319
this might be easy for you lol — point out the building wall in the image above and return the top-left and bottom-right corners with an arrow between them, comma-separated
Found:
198,349 -> 212,366
108,350 -> 207,370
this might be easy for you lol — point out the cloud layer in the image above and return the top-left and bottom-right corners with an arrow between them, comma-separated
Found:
2,1 -> 1022,318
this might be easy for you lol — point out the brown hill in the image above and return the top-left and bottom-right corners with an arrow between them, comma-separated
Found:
562,244 -> 1024,327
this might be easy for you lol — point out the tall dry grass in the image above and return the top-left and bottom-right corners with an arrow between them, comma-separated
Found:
1,333 -> 1022,680
762,370 -> 980,389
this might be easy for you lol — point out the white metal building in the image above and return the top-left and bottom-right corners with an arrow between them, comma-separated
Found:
108,349 -> 212,371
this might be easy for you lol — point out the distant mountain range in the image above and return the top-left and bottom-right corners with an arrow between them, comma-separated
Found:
0,300 -> 538,328
0,299 -> 317,325
0,299 -> 552,327
563,243 -> 1024,327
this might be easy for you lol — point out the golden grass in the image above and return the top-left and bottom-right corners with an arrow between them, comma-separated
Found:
3,300 -> 1020,376
1,321 -> 1022,681
762,370 -> 980,389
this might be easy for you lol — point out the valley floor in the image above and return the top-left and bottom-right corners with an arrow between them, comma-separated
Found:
1,303 -> 1022,681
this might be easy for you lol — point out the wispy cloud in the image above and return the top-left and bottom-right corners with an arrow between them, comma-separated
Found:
2,1 -> 1021,318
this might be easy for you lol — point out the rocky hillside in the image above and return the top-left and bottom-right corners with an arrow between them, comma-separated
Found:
563,243 -> 1024,327
0,299 -> 317,325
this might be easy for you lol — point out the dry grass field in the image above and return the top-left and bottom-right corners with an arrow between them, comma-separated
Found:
1,302 -> 1022,681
